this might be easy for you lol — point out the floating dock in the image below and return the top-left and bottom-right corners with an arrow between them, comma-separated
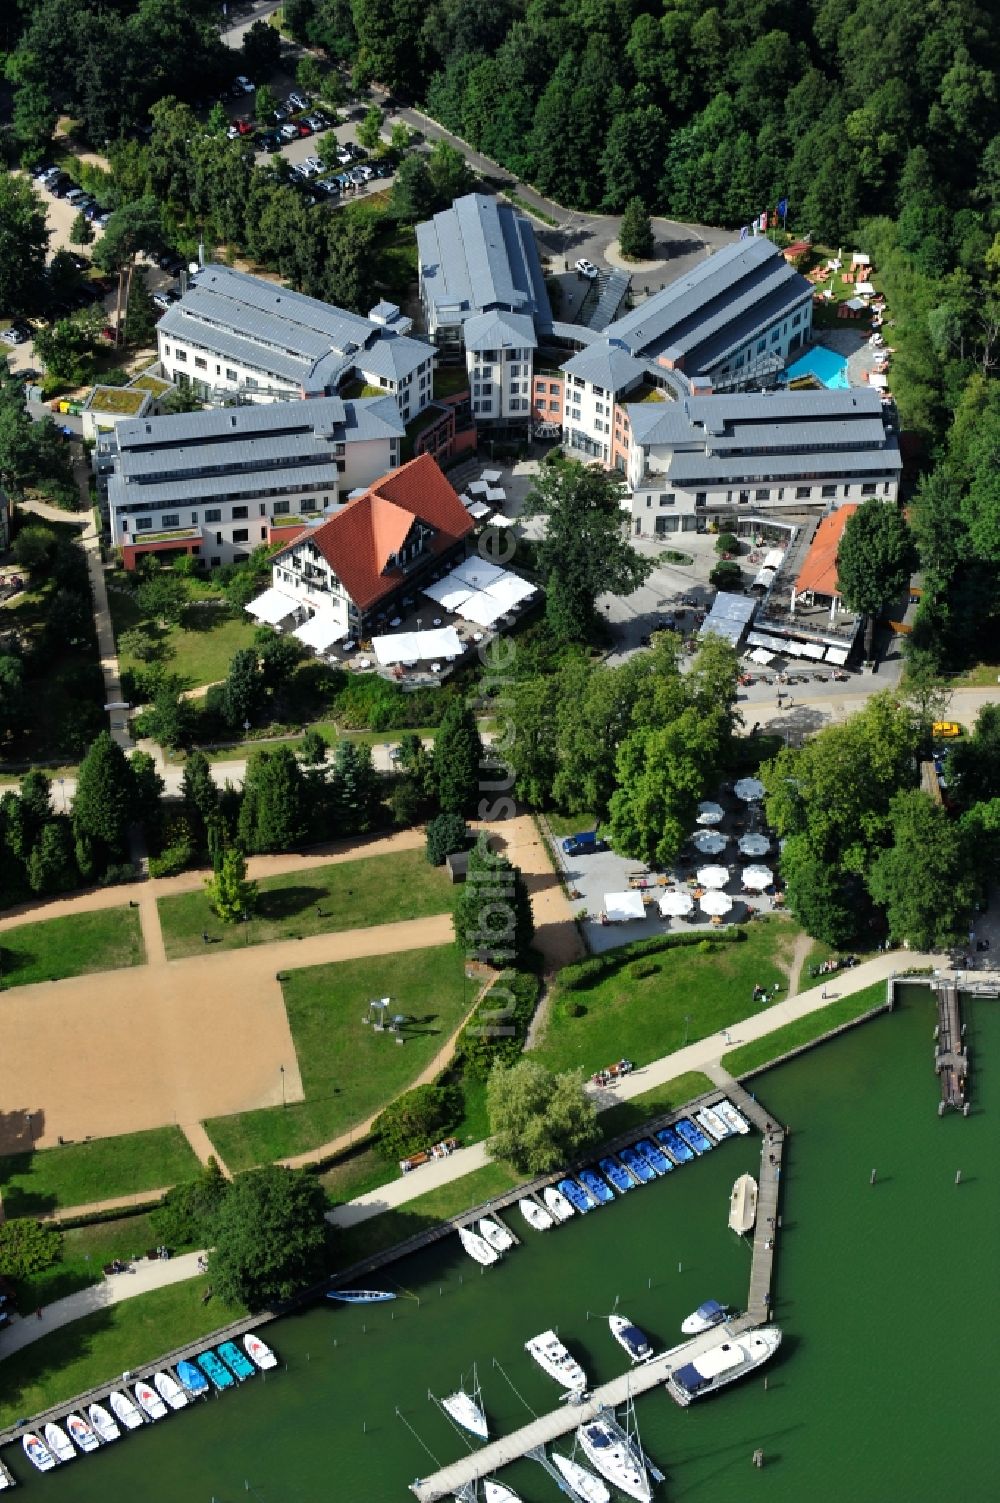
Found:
934,981 -> 968,1111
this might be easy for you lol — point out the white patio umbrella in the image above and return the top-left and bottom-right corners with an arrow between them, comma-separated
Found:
742,865 -> 774,891
659,889 -> 694,917
696,864 -> 730,889
696,800 -> 725,825
738,832 -> 771,858
734,777 -> 765,802
692,829 -> 727,856
700,889 -> 733,917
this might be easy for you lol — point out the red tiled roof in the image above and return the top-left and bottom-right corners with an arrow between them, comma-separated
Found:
794,505 -> 858,599
276,453 -> 474,610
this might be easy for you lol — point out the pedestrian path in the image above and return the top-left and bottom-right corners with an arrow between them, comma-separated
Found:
181,1122 -> 231,1178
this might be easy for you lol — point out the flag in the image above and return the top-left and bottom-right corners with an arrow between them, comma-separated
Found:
777,197 -> 789,219
740,225 -> 750,240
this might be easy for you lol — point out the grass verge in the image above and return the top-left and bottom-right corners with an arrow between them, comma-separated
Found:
0,1127 -> 200,1217
0,906 -> 145,989
332,1161 -> 520,1271
15,1213 -> 179,1310
594,1071 -> 718,1141
721,983 -> 887,1075
157,848 -> 452,959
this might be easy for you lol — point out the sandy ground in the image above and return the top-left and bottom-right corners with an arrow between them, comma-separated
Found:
480,813 -> 584,972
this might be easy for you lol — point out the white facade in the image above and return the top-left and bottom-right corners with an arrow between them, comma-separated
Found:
468,345 -> 534,423
272,544 -> 353,639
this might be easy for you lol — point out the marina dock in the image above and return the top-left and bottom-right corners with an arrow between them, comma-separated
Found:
934,980 -> 968,1111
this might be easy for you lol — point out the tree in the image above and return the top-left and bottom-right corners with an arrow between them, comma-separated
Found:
618,196 -> 653,260
0,170 -> 50,315
389,153 -> 436,222
709,560 -> 742,591
182,750 -> 221,855
0,1217 -> 62,1279
33,310 -> 104,385
356,104 -> 384,151
222,646 -> 264,730
0,654 -> 25,744
948,704 -> 1000,808
525,461 -> 653,643
123,267 -> 158,348
13,525 -> 58,573
209,1165 -> 328,1307
487,1059 -> 599,1174
868,790 -> 975,949
130,749 -> 165,830
298,728 -> 328,766
607,705 -> 728,867
836,500 -> 917,657
242,19 -> 282,82
69,211 -> 94,248
330,739 -> 382,833
372,1083 -> 463,1160
433,699 -> 482,815
28,819 -> 79,895
425,811 -> 467,866
136,572 -> 187,627
72,731 -> 136,869
117,625 -> 162,663
238,746 -> 308,852
778,835 -> 865,947
254,82 -> 277,124
206,844 -> 257,922
454,833 -> 534,965
151,1159 -> 228,1248
426,140 -> 474,205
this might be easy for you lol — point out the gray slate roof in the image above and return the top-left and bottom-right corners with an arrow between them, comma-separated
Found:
626,387 -> 890,452
463,310 -> 537,353
417,194 -> 551,329
109,461 -> 345,511
115,394 -> 349,450
561,342 -> 648,393
357,336 -> 433,382
665,442 -> 901,484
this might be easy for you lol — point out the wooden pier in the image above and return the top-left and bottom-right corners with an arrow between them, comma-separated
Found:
934,981 -> 969,1111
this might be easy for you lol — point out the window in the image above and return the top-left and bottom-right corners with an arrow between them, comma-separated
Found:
658,493 -> 675,507
163,344 -> 170,357
770,329 -> 780,344
161,513 -> 179,528
549,382 -> 559,394
259,503 -> 267,517
695,491 -> 707,506
190,512 -> 198,525
755,489 -> 770,501
194,356 -> 207,371
792,312 -> 801,327
273,500 -> 290,516
821,484 -> 836,498
215,531 -> 222,544
645,496 -> 652,508
205,508 -> 221,523
174,349 -> 187,362
211,556 -> 220,566
233,528 -> 249,543
796,485 -> 811,499
756,338 -> 766,354
260,527 -> 267,540
739,490 -> 750,504
861,482 -> 876,495
232,506 -> 248,520
215,365 -> 221,376
225,368 -> 237,382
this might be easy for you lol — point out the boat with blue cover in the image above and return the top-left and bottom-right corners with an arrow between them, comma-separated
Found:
176,1360 -> 210,1397
557,1177 -> 595,1213
609,1314 -> 654,1363
327,1288 -> 396,1304
675,1117 -> 713,1154
655,1126 -> 693,1163
218,1341 -> 256,1381
599,1155 -> 636,1193
197,1349 -> 235,1390
682,1299 -> 731,1335
635,1138 -> 671,1175
578,1168 -> 615,1205
619,1145 -> 655,1183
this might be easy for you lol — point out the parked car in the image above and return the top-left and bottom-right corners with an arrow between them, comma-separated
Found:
152,291 -> 173,311
303,113 -> 328,131
317,178 -> 341,196
279,123 -> 298,142
298,156 -> 322,177
575,257 -> 599,279
65,188 -> 88,206
1,327 -> 28,346
932,721 -> 963,740
562,832 -> 608,857
233,74 -> 254,95
286,91 -> 308,111
296,121 -> 313,137
50,177 -> 75,197
259,132 -> 281,152
372,161 -> 394,178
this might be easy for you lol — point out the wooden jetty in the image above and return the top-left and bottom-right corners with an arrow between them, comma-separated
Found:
934,980 -> 968,1111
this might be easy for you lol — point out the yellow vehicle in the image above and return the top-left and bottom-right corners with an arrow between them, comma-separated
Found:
932,721 -> 963,739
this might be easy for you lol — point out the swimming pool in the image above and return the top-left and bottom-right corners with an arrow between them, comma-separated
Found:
785,344 -> 850,388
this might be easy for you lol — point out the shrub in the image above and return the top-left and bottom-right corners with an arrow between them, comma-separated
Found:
628,958 -> 659,979
150,1160 -> 227,1248
715,531 -> 740,555
372,1083 -> 463,1160
456,970 -> 542,1079
698,939 -> 715,955
558,928 -> 744,990
710,560 -> 742,591
426,811 -> 468,866
100,861 -> 137,887
563,999 -> 587,1018
0,1217 -> 62,1278
148,838 -> 195,878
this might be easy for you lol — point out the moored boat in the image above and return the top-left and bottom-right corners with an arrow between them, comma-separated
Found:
478,1216 -> 516,1253
557,1177 -> 595,1214
65,1412 -> 99,1453
696,1105 -> 730,1141
681,1299 -> 731,1335
578,1168 -> 614,1205
87,1402 -> 121,1443
525,1329 -> 587,1393
542,1184 -> 575,1221
551,1451 -> 610,1503
134,1380 -> 167,1421
518,1197 -> 554,1232
326,1288 -> 395,1304
576,1417 -> 651,1502
108,1390 -> 144,1431
666,1324 -> 782,1405
598,1155 -> 636,1193
22,1433 -> 56,1472
176,1359 -> 211,1396
197,1350 -> 235,1390
0,1458 -> 14,1489
609,1314 -> 654,1363
634,1138 -> 671,1176
675,1117 -> 713,1154
655,1126 -> 693,1163
244,1332 -> 278,1370
619,1145 -> 656,1183
715,1099 -> 750,1135
218,1341 -> 256,1381
458,1225 -> 500,1266
483,1483 -> 521,1503
728,1173 -> 758,1235
440,1387 -> 488,1440
153,1370 -> 189,1409
43,1423 -> 75,1463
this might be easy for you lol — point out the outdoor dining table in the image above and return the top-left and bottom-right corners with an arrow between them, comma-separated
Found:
480,468 -> 502,483
389,617 -> 402,628
433,617 -> 443,626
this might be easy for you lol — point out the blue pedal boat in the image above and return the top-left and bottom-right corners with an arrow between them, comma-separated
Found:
598,1155 -> 636,1193
619,1144 -> 656,1183
655,1126 -> 694,1163
175,1360 -> 210,1398
218,1341 -> 255,1381
197,1350 -> 235,1390
578,1167 -> 615,1205
635,1138 -> 672,1175
558,1177 -> 596,1213
675,1117 -> 713,1154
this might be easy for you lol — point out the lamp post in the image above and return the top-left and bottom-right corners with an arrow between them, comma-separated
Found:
280,1064 -> 286,1108
683,1014 -> 691,1046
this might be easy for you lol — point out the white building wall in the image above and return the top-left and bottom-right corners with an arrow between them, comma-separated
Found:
630,463 -> 899,538
156,332 -> 301,403
468,347 -> 534,422
271,548 -> 353,636
562,377 -> 616,462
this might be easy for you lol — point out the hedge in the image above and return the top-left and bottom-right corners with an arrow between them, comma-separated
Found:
455,969 -> 542,1079
557,927 -> 745,991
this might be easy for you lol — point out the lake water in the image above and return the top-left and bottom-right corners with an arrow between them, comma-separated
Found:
9,984 -> 999,1502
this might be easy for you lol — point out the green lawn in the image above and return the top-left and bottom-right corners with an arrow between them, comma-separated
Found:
721,982 -> 887,1076
533,920 -> 801,1075
0,1126 -> 200,1217
157,848 -> 452,960
14,1212 -> 177,1310
185,721 -> 441,765
0,1277 -> 244,1429
108,570 -> 257,690
543,809 -> 599,838
203,943 -> 471,1170
594,1070 -> 717,1142
0,906 -> 145,989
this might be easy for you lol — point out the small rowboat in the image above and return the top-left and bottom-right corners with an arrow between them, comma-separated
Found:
108,1390 -> 144,1430
518,1197 -> 554,1232
23,1433 -> 56,1472
153,1370 -> 188,1410
218,1341 -> 255,1381
176,1359 -> 210,1396
542,1185 -> 575,1221
327,1288 -> 396,1304
43,1423 -> 75,1463
197,1349 -> 234,1390
87,1402 -> 121,1443
244,1332 -> 278,1370
66,1412 -> 100,1453
134,1380 -> 167,1421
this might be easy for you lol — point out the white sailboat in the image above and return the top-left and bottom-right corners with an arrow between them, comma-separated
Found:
525,1330 -> 587,1393
87,1402 -> 121,1443
439,1364 -> 488,1440
575,1415 -> 651,1503
478,1217 -> 516,1252
551,1450 -> 611,1503
541,1185 -> 575,1221
518,1197 -> 554,1231
483,1483 -> 521,1503
458,1225 -> 499,1266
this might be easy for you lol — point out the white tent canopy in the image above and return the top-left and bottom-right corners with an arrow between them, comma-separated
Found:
246,587 -> 299,625
484,574 -> 536,609
480,469 -> 502,483
742,865 -> 774,891
422,577 -> 473,612
700,889 -> 733,917
468,501 -> 492,519
826,646 -> 849,665
696,864 -> 730,889
450,557 -> 505,591
696,801 -> 724,825
734,777 -> 765,802
749,647 -> 774,665
467,480 -> 490,495
485,487 -> 506,503
457,590 -> 510,627
739,833 -> 771,858
692,829 -> 727,855
292,614 -> 347,651
371,627 -> 463,665
659,889 -> 694,917
604,891 -> 646,923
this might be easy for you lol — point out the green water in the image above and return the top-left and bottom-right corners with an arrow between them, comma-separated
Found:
10,986 -> 999,1502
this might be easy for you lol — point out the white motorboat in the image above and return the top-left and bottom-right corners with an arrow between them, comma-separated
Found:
525,1329 -> 587,1393
66,1412 -> 100,1453
478,1216 -> 516,1252
441,1387 -> 488,1440
541,1185 -> 575,1221
22,1432 -> 56,1472
576,1417 -> 651,1502
43,1423 -> 75,1463
458,1225 -> 499,1266
519,1197 -> 554,1232
681,1299 -> 731,1335
715,1099 -> 750,1135
728,1173 -> 758,1234
667,1324 -> 782,1405
87,1402 -> 121,1443
0,1458 -> 14,1489
552,1450 -> 611,1503
695,1105 -> 730,1141
109,1389 -> 144,1430
134,1380 -> 168,1421
609,1314 -> 654,1363
244,1332 -> 278,1370
154,1370 -> 189,1410
483,1483 -> 521,1503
